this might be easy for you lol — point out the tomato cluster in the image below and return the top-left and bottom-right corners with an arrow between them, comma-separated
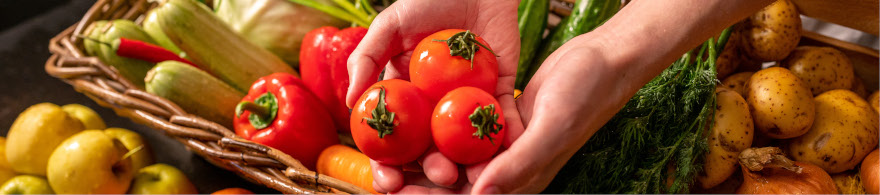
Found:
351,29 -> 506,165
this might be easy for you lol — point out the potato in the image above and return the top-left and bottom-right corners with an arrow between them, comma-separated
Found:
746,67 -> 814,139
720,72 -> 753,96
870,90 -> 879,114
852,76 -> 868,98
780,46 -> 855,96
741,0 -> 801,62
789,89 -> 879,173
716,29 -> 743,79
698,87 -> 754,189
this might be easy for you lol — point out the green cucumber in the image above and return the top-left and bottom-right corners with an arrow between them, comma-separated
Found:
98,19 -> 159,89
142,9 -> 184,56
83,20 -> 108,57
515,0 -> 549,90
154,0 -> 297,92
521,0 -> 619,86
145,61 -> 244,127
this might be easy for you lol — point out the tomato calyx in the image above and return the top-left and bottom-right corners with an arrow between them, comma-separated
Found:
432,30 -> 499,69
469,103 -> 503,145
364,87 -> 397,138
235,92 -> 279,130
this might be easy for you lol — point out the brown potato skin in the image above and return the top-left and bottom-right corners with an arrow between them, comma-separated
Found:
741,0 -> 801,62
698,88 -> 754,189
746,67 -> 815,139
869,90 -> 879,114
716,29 -> 743,79
779,46 -> 855,96
851,77 -> 868,98
721,72 -> 753,96
789,89 -> 879,173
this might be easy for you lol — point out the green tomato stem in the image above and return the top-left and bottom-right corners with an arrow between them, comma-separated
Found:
469,104 -> 503,145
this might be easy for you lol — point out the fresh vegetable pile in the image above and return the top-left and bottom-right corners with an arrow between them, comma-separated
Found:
2,103 -> 199,194
59,0 -> 880,193
542,0 -> 879,194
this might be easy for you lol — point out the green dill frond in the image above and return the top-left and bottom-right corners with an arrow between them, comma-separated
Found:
545,28 -> 731,194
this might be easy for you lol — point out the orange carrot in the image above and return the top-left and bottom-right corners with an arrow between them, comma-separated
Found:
317,144 -> 379,194
211,188 -> 253,194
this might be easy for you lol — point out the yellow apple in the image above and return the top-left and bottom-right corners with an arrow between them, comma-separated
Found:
0,175 -> 54,194
6,103 -> 84,176
61,103 -> 107,130
104,128 -> 154,171
0,138 -> 16,184
47,130 -> 134,194
128,163 -> 198,194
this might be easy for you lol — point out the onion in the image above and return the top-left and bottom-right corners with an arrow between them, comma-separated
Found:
861,149 -> 879,194
736,147 -> 837,194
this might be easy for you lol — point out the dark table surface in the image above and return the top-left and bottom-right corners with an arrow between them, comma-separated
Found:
0,0 -> 277,193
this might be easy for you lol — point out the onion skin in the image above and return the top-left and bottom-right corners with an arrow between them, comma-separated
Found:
736,147 -> 837,194
862,149 -> 879,194
737,162 -> 837,194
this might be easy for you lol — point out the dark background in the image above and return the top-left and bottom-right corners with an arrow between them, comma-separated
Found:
0,0 -> 277,193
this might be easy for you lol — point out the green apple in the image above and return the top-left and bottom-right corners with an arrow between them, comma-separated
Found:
62,103 -> 107,130
47,130 -> 134,194
0,175 -> 54,194
128,163 -> 198,194
104,128 -> 154,171
6,103 -> 84,176
0,138 -> 16,184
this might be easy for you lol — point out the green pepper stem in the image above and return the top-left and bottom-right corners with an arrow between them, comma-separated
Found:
235,92 -> 279,130
236,101 -> 270,118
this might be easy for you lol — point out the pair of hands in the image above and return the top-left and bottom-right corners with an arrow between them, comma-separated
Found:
343,0 -> 618,193
342,0 -> 775,193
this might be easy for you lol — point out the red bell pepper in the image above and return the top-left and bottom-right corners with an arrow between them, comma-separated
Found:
299,26 -> 368,133
234,73 -> 339,170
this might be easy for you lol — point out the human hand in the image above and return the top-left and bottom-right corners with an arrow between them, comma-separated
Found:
344,0 -> 523,193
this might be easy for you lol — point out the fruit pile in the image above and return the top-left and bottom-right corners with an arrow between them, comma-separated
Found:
1,103 -> 199,194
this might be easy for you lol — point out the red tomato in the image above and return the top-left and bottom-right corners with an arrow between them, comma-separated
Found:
410,29 -> 499,102
432,87 -> 505,164
350,79 -> 434,165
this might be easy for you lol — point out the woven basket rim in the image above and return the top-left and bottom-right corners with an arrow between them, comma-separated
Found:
45,0 -> 377,193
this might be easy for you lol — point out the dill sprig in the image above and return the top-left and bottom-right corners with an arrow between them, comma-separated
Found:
545,28 -> 732,194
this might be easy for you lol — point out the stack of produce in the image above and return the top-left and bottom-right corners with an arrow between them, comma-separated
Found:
52,0 -> 880,193
536,0 -> 880,194
2,103 -> 198,194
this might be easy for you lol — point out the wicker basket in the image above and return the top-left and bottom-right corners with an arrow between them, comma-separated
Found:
44,0 -> 877,194
42,0 -> 588,193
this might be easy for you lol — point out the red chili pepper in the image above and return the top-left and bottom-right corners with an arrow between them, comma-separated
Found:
234,73 -> 339,170
299,26 -> 368,133
115,38 -> 197,68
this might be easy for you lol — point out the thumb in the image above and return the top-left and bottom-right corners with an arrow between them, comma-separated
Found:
346,10 -> 404,108
470,95 -> 589,194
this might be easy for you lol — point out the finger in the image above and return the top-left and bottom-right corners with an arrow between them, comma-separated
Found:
346,9 -> 405,108
465,161 -> 489,184
418,148 -> 459,187
496,93 -> 524,147
470,102 -> 584,194
382,51 -> 414,81
393,185 -> 456,194
371,160 -> 405,193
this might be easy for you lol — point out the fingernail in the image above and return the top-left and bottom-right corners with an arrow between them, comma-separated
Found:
479,185 -> 500,195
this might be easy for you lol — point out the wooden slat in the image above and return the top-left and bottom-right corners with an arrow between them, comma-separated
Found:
792,0 -> 879,35
800,30 -> 880,90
